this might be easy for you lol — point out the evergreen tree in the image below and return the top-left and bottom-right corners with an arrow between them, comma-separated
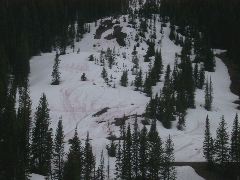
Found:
106,140 -> 117,157
120,123 -> 126,141
140,19 -> 148,34
169,24 -> 176,41
63,129 -> 82,180
0,45 -> 8,99
101,67 -> 108,83
107,155 -> 110,180
81,73 -> 87,81
46,129 -> 54,179
163,65 -> 171,90
108,54 -> 115,69
204,48 -> 215,72
194,53 -> 201,64
144,74 -> 152,97
209,77 -> 213,106
1,84 -> 18,180
144,40 -> 155,62
149,50 -> 163,86
204,78 -> 213,111
76,19 -> 84,41
83,132 -> 95,179
175,34 -> 181,46
230,113 -> 239,162
96,150 -> 105,180
115,140 -> 122,179
203,115 -> 214,166
51,54 -> 61,85
144,53 -> 151,62
161,88 -> 175,129
148,120 -> 163,179
120,71 -> 128,87
106,48 -> 115,69
181,37 -> 192,56
14,33 -> 30,86
31,93 -> 53,177
17,84 -> 32,179
214,116 -> 229,166
100,50 -> 105,66
69,23 -> 75,51
132,46 -> 137,56
145,96 -> 158,120
204,79 -> 210,110
58,29 -> 67,55
53,118 -> 65,180
89,54 -> 94,61
177,114 -> 186,131
139,126 -> 148,179
193,63 -> 199,87
198,65 -> 205,89
193,32 -> 201,55
122,124 -> 132,179
172,58 -> 180,92
134,69 -> 143,91
181,55 -> 195,108
155,50 -> 163,75
132,55 -> 139,69
162,135 -> 176,180
132,116 -> 140,179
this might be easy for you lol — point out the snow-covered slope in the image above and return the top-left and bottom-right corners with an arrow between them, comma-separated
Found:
176,166 -> 204,180
30,174 -> 45,180
29,14 -> 238,178
30,166 -> 203,180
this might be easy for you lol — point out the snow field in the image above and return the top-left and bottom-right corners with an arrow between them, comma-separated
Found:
29,14 -> 238,179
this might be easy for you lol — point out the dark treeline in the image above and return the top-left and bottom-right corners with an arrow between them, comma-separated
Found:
0,0 -> 129,153
203,114 -> 240,179
114,119 -> 176,179
0,0 -> 129,179
0,0 -> 128,87
160,0 -> 240,68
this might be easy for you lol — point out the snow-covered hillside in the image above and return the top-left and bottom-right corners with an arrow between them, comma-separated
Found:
30,166 -> 204,180
29,14 -> 238,179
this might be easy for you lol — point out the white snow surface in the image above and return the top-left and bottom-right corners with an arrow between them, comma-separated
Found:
176,166 -> 204,180
30,166 -> 203,180
28,14 -> 238,179
30,174 -> 45,180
